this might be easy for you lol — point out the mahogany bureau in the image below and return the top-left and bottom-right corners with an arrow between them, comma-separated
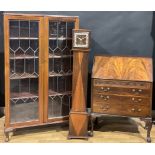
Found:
90,55 -> 153,142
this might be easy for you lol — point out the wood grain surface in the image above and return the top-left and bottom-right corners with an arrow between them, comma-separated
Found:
72,52 -> 89,112
69,112 -> 88,138
92,55 -> 153,82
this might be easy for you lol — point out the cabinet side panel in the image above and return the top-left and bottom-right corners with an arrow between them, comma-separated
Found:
4,15 -> 10,128
38,17 -> 44,123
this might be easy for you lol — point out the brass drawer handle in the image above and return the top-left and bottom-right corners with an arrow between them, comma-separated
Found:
131,108 -> 135,112
138,108 -> 142,112
131,98 -> 142,102
132,89 -> 143,93
100,95 -> 110,100
131,108 -> 142,112
100,105 -> 110,111
132,89 -> 136,92
100,87 -> 110,92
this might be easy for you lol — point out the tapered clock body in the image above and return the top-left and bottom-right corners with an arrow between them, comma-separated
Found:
68,29 -> 91,139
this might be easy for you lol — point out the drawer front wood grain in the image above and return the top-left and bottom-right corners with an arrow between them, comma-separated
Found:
94,79 -> 151,88
92,101 -> 151,117
93,94 -> 150,106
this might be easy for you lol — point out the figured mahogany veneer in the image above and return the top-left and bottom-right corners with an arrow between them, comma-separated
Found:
91,55 -> 153,142
92,56 -> 152,82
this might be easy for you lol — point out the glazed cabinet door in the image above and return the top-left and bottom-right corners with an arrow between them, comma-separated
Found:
4,15 -> 44,128
44,17 -> 79,123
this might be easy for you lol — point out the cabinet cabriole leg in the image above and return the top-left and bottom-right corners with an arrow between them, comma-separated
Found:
4,128 -> 15,142
4,131 -> 9,142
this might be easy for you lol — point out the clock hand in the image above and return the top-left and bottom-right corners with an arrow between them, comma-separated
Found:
78,37 -> 83,41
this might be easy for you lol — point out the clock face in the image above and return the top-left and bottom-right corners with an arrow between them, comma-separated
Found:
73,32 -> 89,48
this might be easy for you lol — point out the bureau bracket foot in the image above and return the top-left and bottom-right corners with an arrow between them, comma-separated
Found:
144,118 -> 152,143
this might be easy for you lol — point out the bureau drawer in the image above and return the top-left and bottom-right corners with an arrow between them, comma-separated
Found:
93,85 -> 151,97
94,79 -> 151,89
92,101 -> 151,117
93,94 -> 150,106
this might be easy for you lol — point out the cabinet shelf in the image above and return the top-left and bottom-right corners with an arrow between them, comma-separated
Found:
49,37 -> 72,40
10,55 -> 38,60
11,92 -> 38,100
48,90 -> 71,97
49,54 -> 72,58
49,72 -> 72,77
10,73 -> 38,79
10,37 -> 38,40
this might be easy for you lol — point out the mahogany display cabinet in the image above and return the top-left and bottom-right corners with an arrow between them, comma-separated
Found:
4,13 -> 79,141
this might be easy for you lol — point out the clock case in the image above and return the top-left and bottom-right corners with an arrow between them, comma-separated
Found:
72,29 -> 91,51
68,29 -> 91,139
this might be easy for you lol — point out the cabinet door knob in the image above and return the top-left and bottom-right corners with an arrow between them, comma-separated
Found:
138,89 -> 142,92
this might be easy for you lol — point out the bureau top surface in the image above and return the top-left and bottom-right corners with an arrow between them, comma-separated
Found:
92,55 -> 153,82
